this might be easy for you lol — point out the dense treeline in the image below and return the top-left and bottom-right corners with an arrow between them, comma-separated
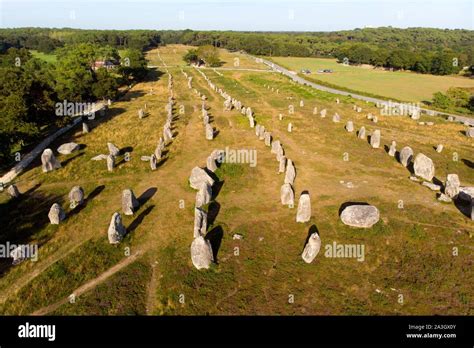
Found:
161,28 -> 474,75
0,42 -> 147,165
0,28 -> 161,53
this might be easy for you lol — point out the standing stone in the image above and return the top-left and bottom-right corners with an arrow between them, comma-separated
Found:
249,116 -> 255,128
190,236 -> 214,270
288,123 -> 293,133
296,192 -> 311,223
279,156 -> 287,173
154,144 -> 162,160
150,154 -> 157,170
258,125 -> 265,140
320,109 -> 327,118
413,153 -> 435,181
388,140 -> 396,157
107,143 -> 120,156
57,142 -> 79,155
48,203 -> 65,224
138,109 -> 145,119
108,212 -> 126,244
284,159 -> 296,185
358,126 -> 366,139
445,174 -> 460,198
264,132 -> 272,147
332,113 -> 340,123
205,124 -> 214,140
189,167 -> 215,190
196,183 -> 212,208
313,107 -> 318,115
340,204 -> 380,228
41,149 -> 62,172
279,114 -> 283,120
7,184 -> 20,198
301,232 -> 321,264
69,186 -> 84,208
206,155 -> 217,172
122,189 -> 139,216
271,140 -> 281,154
345,121 -> 354,132
436,144 -> 444,153
193,207 -> 207,238
255,124 -> 261,137
82,122 -> 90,134
106,154 -> 115,172
466,127 -> 474,138
300,100 -> 304,107
280,183 -> 294,206
399,146 -> 414,167
336,98 -> 340,104
370,130 -> 381,148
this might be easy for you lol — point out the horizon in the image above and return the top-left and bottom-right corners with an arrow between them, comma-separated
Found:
1,0 -> 473,31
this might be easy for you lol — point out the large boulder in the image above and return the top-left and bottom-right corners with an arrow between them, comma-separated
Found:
189,167 -> 215,190
190,236 -> 214,270
193,207 -> 207,238
108,212 -> 126,244
41,149 -> 61,172
57,142 -> 80,155
301,232 -> 321,263
413,153 -> 435,181
340,204 -> 380,228
296,192 -> 311,223
399,146 -> 414,167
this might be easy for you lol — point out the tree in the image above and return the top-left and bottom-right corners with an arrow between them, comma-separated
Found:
197,45 -> 220,67
183,49 -> 199,65
92,68 -> 119,100
432,92 -> 453,109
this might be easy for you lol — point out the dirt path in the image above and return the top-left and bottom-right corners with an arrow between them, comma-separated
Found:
31,251 -> 142,316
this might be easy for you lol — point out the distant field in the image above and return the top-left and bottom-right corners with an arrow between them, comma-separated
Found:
270,56 -> 474,103
30,50 -> 57,63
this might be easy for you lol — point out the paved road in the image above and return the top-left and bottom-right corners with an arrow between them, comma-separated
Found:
251,55 -> 474,126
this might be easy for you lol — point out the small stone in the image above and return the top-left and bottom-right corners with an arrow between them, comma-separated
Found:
288,123 -> 292,133
370,130 -> 381,149
409,176 -> 420,182
296,192 -> 311,223
122,189 -> 139,215
264,132 -> 272,146
41,149 -> 61,172
399,146 -> 414,167
345,121 -> 354,132
57,142 -> 79,155
445,174 -> 460,198
332,113 -> 340,123
437,193 -> 452,203
69,186 -> 84,208
82,122 -> 90,134
436,144 -> 444,153
150,154 -> 157,170
91,154 -> 108,161
301,232 -> 321,263
280,183 -> 294,206
388,140 -> 396,157
232,234 -> 243,240
358,127 -> 366,139
7,184 -> 20,198
107,143 -> 120,156
48,203 -> 65,224
422,181 -> 441,191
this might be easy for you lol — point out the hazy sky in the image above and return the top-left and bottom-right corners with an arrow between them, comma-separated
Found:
0,0 -> 473,31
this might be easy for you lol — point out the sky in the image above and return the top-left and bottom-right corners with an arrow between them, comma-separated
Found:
0,0 -> 473,31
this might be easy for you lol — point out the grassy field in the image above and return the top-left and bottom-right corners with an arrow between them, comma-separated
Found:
0,45 -> 472,315
270,56 -> 474,103
30,50 -> 57,63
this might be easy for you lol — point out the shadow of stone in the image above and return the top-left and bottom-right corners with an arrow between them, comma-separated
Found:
120,146 -> 133,155
213,129 -> 220,138
462,159 -> 474,169
432,177 -> 444,188
211,180 -> 225,200
453,198 -> 472,219
128,205 -> 155,233
207,201 -> 221,226
60,152 -> 85,167
338,202 -> 370,216
205,225 -> 224,263
137,187 -> 157,206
